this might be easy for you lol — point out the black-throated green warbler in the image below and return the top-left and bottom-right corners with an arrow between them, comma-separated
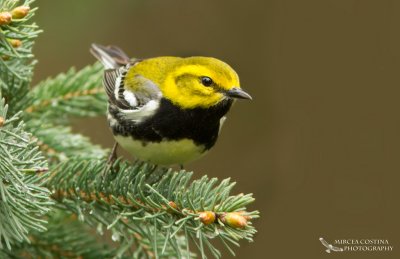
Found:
90,44 -> 251,166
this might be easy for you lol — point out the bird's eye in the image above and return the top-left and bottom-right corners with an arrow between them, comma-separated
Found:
200,76 -> 213,87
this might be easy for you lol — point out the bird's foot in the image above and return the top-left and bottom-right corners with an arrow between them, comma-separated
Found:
102,142 -> 119,177
107,142 -> 119,165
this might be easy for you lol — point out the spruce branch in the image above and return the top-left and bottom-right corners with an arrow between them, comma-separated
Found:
0,210 -> 122,259
0,0 -> 40,112
0,95 -> 53,250
25,120 -> 108,163
47,159 -> 259,258
25,63 -> 106,123
21,63 -> 108,162
0,72 -> 30,114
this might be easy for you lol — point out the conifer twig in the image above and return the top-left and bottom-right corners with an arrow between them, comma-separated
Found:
46,159 -> 259,258
25,63 -> 106,123
0,95 -> 52,250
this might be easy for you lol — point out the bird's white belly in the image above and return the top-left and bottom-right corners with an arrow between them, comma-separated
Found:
114,135 -> 207,165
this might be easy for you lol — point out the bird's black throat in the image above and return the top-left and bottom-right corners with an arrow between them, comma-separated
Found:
109,98 -> 233,150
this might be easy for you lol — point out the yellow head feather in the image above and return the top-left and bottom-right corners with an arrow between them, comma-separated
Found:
125,56 -> 240,109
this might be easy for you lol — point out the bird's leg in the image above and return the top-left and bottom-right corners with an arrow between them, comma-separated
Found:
107,142 -> 119,165
180,164 -> 184,170
102,142 -> 118,177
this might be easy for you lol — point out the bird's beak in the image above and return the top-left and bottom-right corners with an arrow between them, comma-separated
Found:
225,87 -> 252,100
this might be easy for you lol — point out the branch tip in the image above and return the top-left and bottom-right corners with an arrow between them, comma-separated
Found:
11,6 -> 30,19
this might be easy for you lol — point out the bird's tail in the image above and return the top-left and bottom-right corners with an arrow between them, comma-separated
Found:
90,43 -> 131,69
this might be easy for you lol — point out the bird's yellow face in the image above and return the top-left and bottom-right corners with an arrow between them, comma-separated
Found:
162,57 -> 251,109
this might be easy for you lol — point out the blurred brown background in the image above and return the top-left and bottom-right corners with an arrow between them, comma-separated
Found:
34,0 -> 399,258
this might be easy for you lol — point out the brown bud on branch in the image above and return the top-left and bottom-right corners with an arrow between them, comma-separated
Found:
168,201 -> 178,210
220,212 -> 248,228
8,39 -> 22,48
199,211 -> 216,225
0,12 -> 12,25
11,6 -> 30,19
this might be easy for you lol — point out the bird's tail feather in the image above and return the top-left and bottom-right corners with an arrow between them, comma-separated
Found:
90,43 -> 130,69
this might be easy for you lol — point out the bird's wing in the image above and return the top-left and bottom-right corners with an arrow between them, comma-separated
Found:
104,65 -> 162,122
319,238 -> 343,252
90,43 -> 131,69
319,238 -> 330,249
329,245 -> 343,252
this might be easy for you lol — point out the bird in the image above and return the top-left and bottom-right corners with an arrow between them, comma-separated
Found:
319,237 -> 344,253
90,44 -> 252,166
